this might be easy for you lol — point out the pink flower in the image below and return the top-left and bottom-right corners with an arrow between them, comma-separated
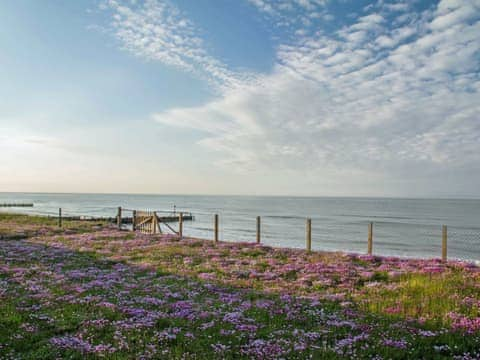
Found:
198,272 -> 216,280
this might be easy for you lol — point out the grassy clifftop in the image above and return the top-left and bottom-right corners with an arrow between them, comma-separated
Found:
0,214 -> 479,359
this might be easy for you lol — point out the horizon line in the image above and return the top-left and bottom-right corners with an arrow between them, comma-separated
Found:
0,191 -> 479,201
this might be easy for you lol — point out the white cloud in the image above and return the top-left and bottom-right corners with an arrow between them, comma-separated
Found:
102,0 -> 251,90
99,0 -> 480,194
152,0 -> 480,187
430,0 -> 479,30
247,0 -> 332,33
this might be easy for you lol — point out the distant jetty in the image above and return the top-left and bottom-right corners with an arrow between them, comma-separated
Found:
56,215 -> 193,224
0,203 -> 34,207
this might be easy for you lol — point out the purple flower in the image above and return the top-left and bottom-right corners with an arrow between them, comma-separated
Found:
383,338 -> 408,349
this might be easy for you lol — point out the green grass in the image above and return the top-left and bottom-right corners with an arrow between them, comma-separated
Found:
0,212 -> 109,238
358,271 -> 480,322
0,214 -> 479,358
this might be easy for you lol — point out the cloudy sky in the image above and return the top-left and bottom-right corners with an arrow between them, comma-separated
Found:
1,0 -> 479,197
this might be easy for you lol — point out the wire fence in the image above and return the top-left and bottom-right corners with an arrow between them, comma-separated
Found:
166,211 -> 480,262
2,205 -> 479,262
448,226 -> 480,261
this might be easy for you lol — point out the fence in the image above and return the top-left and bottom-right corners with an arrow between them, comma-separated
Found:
115,207 -> 480,262
28,206 -> 480,262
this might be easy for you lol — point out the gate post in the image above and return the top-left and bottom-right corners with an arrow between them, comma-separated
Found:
179,212 -> 183,238
152,212 -> 157,234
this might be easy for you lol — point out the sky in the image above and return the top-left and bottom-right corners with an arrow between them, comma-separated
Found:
0,0 -> 479,197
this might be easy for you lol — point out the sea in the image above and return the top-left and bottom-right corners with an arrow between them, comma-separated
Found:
1,193 -> 479,262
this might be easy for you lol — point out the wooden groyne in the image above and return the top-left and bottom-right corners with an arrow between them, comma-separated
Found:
0,203 -> 34,207
58,214 -> 193,224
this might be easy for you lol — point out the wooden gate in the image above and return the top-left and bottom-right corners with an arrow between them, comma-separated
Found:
133,211 -> 184,235
134,211 -> 161,234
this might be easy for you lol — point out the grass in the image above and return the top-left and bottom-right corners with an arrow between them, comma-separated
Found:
0,214 -> 479,359
358,271 -> 480,321
0,212 -> 109,238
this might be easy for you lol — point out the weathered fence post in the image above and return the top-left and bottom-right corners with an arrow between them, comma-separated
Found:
148,211 -> 151,234
256,216 -> 261,244
132,210 -> 137,231
214,214 -> 219,243
58,208 -> 62,228
152,212 -> 157,234
442,225 -> 447,261
179,212 -> 183,238
368,222 -> 373,255
117,207 -> 122,229
306,218 -> 312,252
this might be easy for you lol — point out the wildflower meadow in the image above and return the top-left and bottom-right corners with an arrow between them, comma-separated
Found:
0,214 -> 479,359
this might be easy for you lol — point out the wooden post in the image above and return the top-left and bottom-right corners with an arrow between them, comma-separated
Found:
368,222 -> 373,255
148,212 -> 151,233
117,207 -> 122,230
132,210 -> 137,231
149,211 -> 152,233
442,225 -> 447,261
214,214 -> 219,243
306,218 -> 312,252
179,212 -> 183,238
58,208 -> 62,228
152,212 -> 157,234
256,216 -> 261,244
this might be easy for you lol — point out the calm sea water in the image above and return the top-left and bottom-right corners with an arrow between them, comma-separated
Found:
1,193 -> 479,261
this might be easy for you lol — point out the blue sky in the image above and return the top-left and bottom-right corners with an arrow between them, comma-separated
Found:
1,0 -> 479,197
